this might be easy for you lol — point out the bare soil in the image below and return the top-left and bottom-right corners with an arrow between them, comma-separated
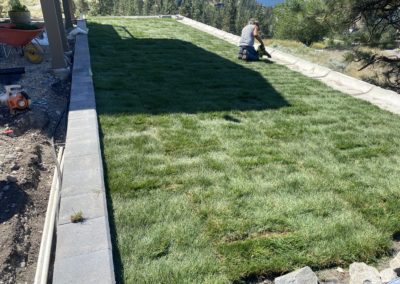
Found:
0,49 -> 69,283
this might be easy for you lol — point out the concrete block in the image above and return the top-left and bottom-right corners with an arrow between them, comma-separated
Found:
61,182 -> 104,200
271,50 -> 300,65
71,73 -> 93,84
53,249 -> 115,284
70,82 -> 95,102
66,123 -> 99,142
67,114 -> 98,129
319,77 -> 365,96
69,98 -> 97,111
74,54 -> 91,68
72,65 -> 92,77
68,108 -> 97,121
312,64 -> 332,77
62,153 -> 102,176
356,92 -> 400,115
61,154 -> 104,197
63,137 -> 100,158
325,71 -> 374,94
58,192 -> 107,225
366,88 -> 400,110
70,95 -> 96,106
55,217 -> 111,258
293,58 -> 317,72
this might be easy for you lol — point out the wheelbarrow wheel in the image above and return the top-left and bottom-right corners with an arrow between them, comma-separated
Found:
23,43 -> 44,64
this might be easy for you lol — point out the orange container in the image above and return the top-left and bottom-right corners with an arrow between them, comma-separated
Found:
0,24 -> 44,47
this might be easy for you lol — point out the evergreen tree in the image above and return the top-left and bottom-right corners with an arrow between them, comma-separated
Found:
134,0 -> 143,15
97,0 -> 274,38
192,0 -> 204,21
144,0 -> 155,15
222,0 -> 237,33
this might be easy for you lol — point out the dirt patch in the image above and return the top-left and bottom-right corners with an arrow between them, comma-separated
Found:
0,49 -> 69,283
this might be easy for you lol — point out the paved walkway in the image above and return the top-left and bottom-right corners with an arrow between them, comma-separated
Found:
177,16 -> 400,116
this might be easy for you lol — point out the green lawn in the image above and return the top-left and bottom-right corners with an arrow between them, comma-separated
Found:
89,18 -> 400,283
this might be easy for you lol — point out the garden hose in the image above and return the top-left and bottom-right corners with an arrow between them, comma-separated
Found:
24,43 -> 44,64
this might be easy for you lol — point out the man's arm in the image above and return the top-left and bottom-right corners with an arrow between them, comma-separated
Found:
253,25 -> 264,46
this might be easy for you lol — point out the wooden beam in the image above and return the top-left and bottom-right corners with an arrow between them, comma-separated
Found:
62,0 -> 73,30
40,0 -> 67,69
54,0 -> 68,51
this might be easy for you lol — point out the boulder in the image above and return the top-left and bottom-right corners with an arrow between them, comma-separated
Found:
274,266 -> 318,284
379,268 -> 397,283
390,252 -> 400,272
349,262 -> 382,284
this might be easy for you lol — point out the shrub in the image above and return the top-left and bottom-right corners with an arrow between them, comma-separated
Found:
9,0 -> 29,12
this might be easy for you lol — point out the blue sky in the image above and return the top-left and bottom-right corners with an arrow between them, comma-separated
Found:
257,0 -> 285,6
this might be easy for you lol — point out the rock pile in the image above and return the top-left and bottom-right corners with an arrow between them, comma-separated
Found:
272,255 -> 400,284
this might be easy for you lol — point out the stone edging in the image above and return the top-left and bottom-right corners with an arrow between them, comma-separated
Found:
52,20 -> 115,283
176,16 -> 400,116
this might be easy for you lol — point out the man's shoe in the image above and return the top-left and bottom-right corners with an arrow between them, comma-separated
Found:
242,49 -> 248,60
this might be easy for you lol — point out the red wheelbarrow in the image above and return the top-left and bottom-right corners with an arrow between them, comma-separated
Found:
0,23 -> 45,63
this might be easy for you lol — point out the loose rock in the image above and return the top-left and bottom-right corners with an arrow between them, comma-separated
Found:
274,266 -> 318,284
380,268 -> 397,283
5,154 -> 16,160
6,176 -> 17,183
10,163 -> 19,171
349,262 -> 382,284
390,252 -> 400,272
337,267 -> 345,273
321,278 -> 339,284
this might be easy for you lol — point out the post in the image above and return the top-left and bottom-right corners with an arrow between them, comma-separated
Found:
54,0 -> 69,51
62,0 -> 73,30
40,0 -> 67,69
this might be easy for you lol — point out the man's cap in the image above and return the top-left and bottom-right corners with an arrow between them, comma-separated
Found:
249,18 -> 259,25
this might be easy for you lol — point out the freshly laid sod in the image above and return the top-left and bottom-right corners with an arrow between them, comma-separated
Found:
89,18 -> 400,283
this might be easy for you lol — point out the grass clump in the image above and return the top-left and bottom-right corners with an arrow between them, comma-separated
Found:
89,18 -> 400,282
70,210 -> 84,223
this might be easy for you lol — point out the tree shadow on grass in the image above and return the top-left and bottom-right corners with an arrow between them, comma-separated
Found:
88,23 -> 289,116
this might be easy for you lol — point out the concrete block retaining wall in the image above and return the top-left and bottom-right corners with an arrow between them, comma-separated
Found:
52,20 -> 115,284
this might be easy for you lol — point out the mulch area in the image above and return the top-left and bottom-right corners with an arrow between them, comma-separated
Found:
0,47 -> 70,283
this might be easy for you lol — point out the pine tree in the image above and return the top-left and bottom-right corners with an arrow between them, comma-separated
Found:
134,0 -> 143,15
179,0 -> 192,17
143,0 -> 153,15
222,0 -> 237,33
192,0 -> 204,21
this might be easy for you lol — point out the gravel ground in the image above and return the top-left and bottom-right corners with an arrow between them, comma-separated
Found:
0,47 -> 69,283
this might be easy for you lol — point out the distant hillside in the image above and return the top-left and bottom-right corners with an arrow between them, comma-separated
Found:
257,0 -> 285,6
